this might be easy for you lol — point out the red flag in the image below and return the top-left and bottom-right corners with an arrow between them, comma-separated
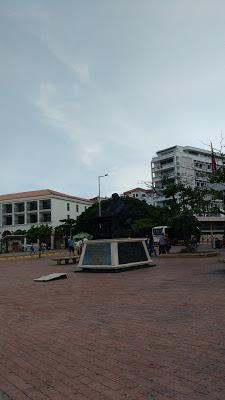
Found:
211,143 -> 217,172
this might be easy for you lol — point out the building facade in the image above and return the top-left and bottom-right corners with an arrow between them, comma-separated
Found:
122,188 -> 155,205
0,189 -> 93,238
151,145 -> 222,205
151,145 -> 225,236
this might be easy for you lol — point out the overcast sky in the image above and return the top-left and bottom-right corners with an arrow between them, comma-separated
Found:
1,0 -> 225,198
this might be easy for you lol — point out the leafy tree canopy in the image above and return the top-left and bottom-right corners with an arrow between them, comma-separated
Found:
54,218 -> 77,239
169,211 -> 200,243
26,225 -> 52,243
74,197 -> 166,239
210,166 -> 225,184
161,177 -> 219,215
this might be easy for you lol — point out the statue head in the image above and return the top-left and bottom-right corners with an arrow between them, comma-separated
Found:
111,193 -> 120,201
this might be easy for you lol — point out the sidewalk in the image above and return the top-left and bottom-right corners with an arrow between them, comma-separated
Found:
0,255 -> 225,399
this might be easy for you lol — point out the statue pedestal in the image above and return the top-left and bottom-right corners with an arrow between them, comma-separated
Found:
77,238 -> 155,271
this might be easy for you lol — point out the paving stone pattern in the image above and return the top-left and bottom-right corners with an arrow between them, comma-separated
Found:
0,256 -> 225,399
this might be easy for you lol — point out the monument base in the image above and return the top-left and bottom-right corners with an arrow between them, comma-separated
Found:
77,238 -> 155,271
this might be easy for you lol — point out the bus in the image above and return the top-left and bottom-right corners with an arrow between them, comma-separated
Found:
152,226 -> 172,244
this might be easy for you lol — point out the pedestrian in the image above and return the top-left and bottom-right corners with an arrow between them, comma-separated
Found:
165,234 -> 171,253
146,235 -> 156,256
67,237 -> 75,256
159,235 -> 166,255
191,235 -> 197,250
75,240 -> 83,255
41,242 -> 47,252
30,244 -> 35,256
83,237 -> 88,245
64,235 -> 69,249
78,239 -> 83,255
210,234 -> 215,249
38,245 -> 42,258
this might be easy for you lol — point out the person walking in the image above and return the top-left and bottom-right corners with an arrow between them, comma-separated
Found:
67,237 -> 75,256
30,244 -> 35,256
165,234 -> 171,253
159,234 -> 166,255
147,235 -> 156,256
191,235 -> 198,250
38,244 -> 42,258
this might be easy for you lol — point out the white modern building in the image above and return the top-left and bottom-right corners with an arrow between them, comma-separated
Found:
151,145 -> 222,205
0,189 -> 93,238
122,187 -> 155,205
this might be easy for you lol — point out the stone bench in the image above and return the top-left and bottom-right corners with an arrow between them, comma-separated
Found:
52,256 -> 80,265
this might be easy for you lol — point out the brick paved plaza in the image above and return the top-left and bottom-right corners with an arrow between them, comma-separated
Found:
0,255 -> 225,400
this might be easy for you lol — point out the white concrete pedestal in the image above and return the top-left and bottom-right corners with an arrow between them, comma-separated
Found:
78,238 -> 154,271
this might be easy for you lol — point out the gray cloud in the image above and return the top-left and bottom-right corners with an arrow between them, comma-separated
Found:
1,0 -> 225,197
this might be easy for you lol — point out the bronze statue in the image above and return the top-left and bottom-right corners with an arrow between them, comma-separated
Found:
100,193 -> 129,238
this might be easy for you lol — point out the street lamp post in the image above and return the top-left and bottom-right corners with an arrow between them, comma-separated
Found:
98,174 -> 108,221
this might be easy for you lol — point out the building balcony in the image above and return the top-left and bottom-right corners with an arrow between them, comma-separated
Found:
39,211 -> 51,223
153,172 -> 175,182
39,199 -> 51,210
14,202 -> 25,213
26,201 -> 38,212
152,153 -> 176,163
14,215 -> 25,225
2,204 -> 13,214
26,213 -> 38,224
152,163 -> 175,172
2,216 -> 13,226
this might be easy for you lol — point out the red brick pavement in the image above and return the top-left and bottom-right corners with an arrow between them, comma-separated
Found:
0,255 -> 225,399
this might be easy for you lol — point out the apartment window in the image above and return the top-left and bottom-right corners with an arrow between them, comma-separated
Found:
67,203 -> 70,211
4,216 -> 12,226
30,214 -> 38,223
3,204 -> 12,214
27,201 -> 37,211
40,199 -> 51,210
42,213 -> 51,222
76,205 -> 79,213
133,194 -> 135,198
15,202 -> 24,213
17,215 -> 25,224
67,215 -> 70,219
136,194 -> 138,197
142,194 -> 146,197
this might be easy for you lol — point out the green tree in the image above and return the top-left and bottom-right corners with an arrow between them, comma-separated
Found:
57,218 -> 77,236
130,218 -> 153,237
170,211 -> 200,249
161,177 -> 213,215
26,225 -> 52,244
74,197 -> 163,238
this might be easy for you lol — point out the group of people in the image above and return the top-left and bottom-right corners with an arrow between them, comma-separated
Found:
30,242 -> 47,257
65,236 -> 88,256
146,234 -> 171,256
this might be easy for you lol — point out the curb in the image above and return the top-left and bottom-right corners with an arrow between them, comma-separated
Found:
0,252 -> 61,261
159,252 -> 219,258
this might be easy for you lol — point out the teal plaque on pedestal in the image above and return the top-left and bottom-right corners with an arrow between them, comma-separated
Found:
118,242 -> 147,264
82,243 -> 111,265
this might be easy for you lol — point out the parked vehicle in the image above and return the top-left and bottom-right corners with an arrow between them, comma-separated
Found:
152,226 -> 171,244
152,226 -> 180,245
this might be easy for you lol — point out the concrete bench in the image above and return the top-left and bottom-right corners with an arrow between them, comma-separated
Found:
52,256 -> 80,265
